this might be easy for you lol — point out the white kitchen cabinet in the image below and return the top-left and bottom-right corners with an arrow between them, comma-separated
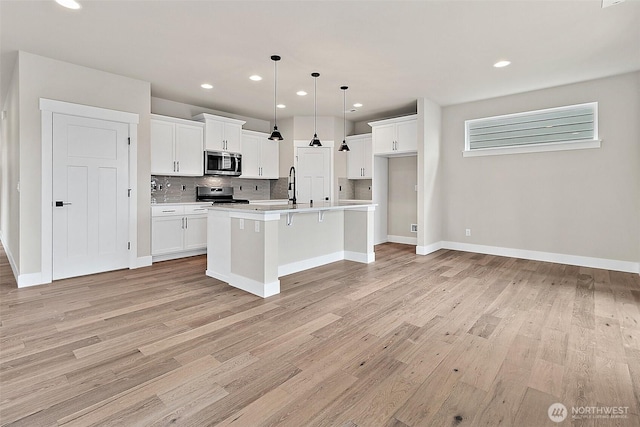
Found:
151,204 -> 209,260
369,115 -> 417,155
240,130 -> 280,179
151,115 -> 204,176
193,113 -> 246,153
346,134 -> 373,179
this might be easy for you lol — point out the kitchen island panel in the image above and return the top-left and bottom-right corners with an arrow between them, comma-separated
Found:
278,210 -> 344,276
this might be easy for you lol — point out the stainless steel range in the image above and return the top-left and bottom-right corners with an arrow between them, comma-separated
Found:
196,186 -> 250,204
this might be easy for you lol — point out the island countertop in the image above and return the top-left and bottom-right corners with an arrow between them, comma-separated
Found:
206,201 -> 376,214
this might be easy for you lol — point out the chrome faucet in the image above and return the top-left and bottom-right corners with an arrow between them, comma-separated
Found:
288,166 -> 297,205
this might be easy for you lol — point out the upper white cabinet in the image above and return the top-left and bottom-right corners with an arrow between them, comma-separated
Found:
193,113 -> 246,153
240,130 -> 279,179
346,134 -> 373,179
151,114 -> 204,176
369,115 -> 417,156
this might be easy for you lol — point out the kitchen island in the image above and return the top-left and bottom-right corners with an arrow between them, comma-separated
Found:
206,202 -> 376,297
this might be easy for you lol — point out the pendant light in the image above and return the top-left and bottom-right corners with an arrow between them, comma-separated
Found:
309,72 -> 322,147
268,55 -> 283,141
338,86 -> 350,152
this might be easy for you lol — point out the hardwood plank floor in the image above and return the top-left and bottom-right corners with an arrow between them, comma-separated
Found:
1,243 -> 639,426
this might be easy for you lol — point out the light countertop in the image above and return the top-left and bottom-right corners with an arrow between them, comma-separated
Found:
207,201 -> 376,214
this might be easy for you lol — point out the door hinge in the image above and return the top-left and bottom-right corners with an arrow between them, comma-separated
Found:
127,242 -> 131,250
128,137 -> 131,145
128,189 -> 131,197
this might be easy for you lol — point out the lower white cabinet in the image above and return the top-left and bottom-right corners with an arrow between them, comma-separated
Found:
151,204 -> 209,260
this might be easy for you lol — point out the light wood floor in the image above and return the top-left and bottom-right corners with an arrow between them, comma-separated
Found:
1,243 -> 639,427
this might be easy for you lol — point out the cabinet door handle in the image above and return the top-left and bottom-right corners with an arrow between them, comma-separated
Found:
173,161 -> 176,172
181,217 -> 184,229
176,161 -> 180,172
162,209 -> 176,213
185,217 -> 188,229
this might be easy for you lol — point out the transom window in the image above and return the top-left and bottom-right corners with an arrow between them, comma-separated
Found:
464,102 -> 601,157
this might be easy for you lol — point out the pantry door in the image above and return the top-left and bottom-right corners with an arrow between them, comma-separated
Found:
295,145 -> 332,203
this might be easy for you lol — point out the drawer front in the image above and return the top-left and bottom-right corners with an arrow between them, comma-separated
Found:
185,205 -> 210,215
152,205 -> 185,217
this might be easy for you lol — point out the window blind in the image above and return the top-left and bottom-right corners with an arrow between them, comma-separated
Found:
466,103 -> 597,151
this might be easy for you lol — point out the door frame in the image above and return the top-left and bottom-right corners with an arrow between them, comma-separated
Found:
293,140 -> 335,202
40,98 -> 139,284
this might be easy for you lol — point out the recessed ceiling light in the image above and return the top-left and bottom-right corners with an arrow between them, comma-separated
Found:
296,91 -> 307,96
277,104 -> 286,109
494,60 -> 511,68
353,103 -> 363,108
249,75 -> 262,81
55,0 -> 81,9
201,83 -> 213,89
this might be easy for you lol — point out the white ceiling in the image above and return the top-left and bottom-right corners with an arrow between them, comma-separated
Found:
2,0 -> 639,122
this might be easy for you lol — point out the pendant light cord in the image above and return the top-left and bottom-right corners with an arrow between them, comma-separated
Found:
343,88 -> 346,140
274,59 -> 277,126
314,75 -> 317,135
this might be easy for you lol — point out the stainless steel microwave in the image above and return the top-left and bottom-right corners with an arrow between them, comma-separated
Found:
204,151 -> 242,176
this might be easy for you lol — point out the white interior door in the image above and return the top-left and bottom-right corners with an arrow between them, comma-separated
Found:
296,147 -> 331,203
52,113 -> 130,280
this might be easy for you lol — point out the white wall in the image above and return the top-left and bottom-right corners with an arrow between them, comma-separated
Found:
0,58 -> 21,272
9,51 -> 151,276
151,97 -> 270,133
441,72 -> 640,265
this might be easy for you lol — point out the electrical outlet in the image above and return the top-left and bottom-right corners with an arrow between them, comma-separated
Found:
254,221 -> 260,233
181,185 -> 186,191
239,219 -> 244,230
411,224 -> 418,232
465,228 -> 471,237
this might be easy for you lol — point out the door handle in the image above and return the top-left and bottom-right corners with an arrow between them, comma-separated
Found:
55,201 -> 72,207
185,217 -> 188,229
176,161 -> 180,172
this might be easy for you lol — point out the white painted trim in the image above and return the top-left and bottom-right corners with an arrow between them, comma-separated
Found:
40,109 -> 54,285
438,241 -> 640,274
416,241 -> 443,255
278,251 -> 344,277
152,249 -> 206,263
40,99 -> 139,285
206,269 -> 229,284
128,123 -> 139,270
228,211 -> 281,221
40,98 -> 139,124
228,273 -> 280,298
344,251 -> 375,264
368,114 -> 418,127
462,139 -> 601,158
388,235 -> 417,245
17,273 -> 47,288
135,256 -> 153,268
0,230 -> 19,285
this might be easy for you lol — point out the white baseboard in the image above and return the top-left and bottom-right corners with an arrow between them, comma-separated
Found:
387,235 -> 417,245
416,242 -> 444,256
278,251 -> 345,277
134,256 -> 152,268
344,251 -> 375,264
206,269 -> 229,283
1,231 -> 19,285
17,273 -> 49,288
152,249 -> 206,263
228,273 -> 280,298
436,241 -> 640,274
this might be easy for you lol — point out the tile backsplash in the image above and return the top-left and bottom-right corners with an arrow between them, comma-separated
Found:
152,175 -> 373,204
151,175 -> 271,203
